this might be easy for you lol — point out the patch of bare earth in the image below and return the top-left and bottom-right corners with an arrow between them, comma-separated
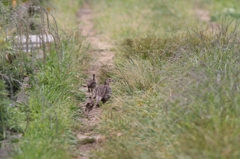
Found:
75,4 -> 114,159
194,4 -> 219,31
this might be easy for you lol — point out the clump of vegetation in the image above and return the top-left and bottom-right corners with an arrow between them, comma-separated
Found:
119,36 -> 176,59
9,32 -> 88,159
0,0 -> 88,158
0,80 -> 11,140
95,16 -> 240,159
81,0 -> 240,158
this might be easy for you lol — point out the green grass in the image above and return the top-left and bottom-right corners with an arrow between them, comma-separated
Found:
0,0 -> 89,158
92,0 -> 205,40
197,0 -> 240,22
47,0 -> 84,31
2,0 -> 239,158
9,34 -> 88,159
96,21 -> 240,159
89,0 -> 240,159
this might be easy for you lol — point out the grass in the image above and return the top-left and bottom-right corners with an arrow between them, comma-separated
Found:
0,0 -> 89,158
97,21 -> 240,159
88,0 -> 240,159
46,0 -> 84,31
91,0 -> 205,40
2,0 -> 239,158
196,0 -> 240,22
10,34 -> 88,159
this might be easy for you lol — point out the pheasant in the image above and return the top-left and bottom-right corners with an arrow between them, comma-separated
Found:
92,78 -> 112,107
85,96 -> 94,113
86,74 -> 96,93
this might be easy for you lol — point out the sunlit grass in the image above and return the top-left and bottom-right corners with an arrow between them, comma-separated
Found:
92,0 -> 206,40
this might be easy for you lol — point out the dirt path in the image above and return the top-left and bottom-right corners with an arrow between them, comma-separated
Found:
75,3 -> 114,159
194,3 -> 219,31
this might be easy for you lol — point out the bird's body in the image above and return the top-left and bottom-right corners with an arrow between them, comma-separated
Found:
87,74 -> 96,93
85,96 -> 94,113
92,78 -> 112,107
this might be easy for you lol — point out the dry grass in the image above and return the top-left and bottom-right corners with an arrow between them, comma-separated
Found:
91,1 -> 240,157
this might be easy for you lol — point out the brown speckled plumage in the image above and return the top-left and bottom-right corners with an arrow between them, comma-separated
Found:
92,78 -> 112,107
87,74 -> 96,93
85,96 -> 94,113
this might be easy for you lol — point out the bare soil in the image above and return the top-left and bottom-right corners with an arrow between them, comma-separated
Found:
195,8 -> 211,22
75,4 -> 114,159
194,4 -> 219,31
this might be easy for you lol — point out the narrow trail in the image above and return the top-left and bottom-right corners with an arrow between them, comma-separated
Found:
75,4 -> 114,159
194,3 -> 219,31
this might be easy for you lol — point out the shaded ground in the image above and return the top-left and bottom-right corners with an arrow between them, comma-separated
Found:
76,4 -> 114,159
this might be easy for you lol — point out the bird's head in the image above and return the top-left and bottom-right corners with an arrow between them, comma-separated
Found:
104,78 -> 112,85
